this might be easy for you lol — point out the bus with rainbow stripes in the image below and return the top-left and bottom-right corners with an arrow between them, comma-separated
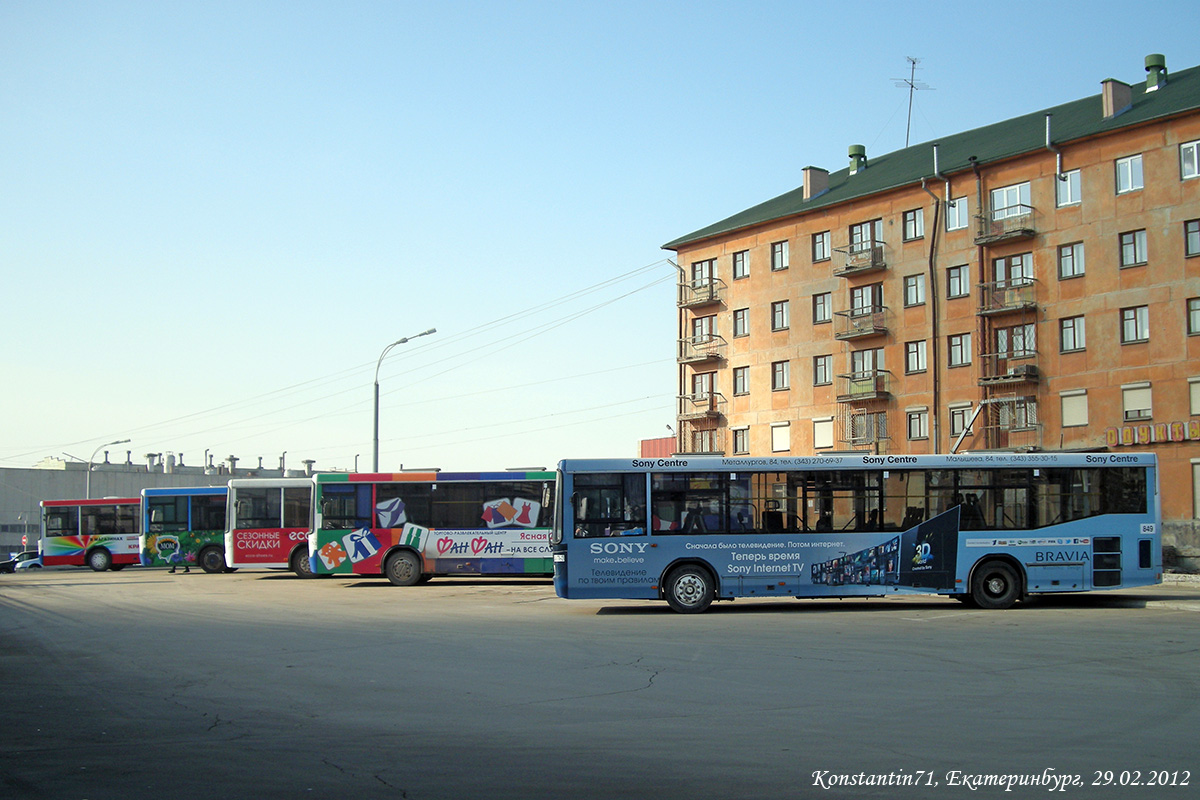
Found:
40,497 -> 141,571
308,471 -> 554,585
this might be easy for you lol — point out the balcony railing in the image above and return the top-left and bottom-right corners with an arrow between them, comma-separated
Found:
677,334 -> 727,363
677,392 -> 727,421
833,243 -> 887,276
678,278 -> 726,308
836,370 -> 890,403
834,306 -> 888,340
978,278 -> 1038,316
975,204 -> 1037,245
978,353 -> 1039,386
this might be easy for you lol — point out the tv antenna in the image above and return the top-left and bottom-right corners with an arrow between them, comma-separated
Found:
892,56 -> 934,147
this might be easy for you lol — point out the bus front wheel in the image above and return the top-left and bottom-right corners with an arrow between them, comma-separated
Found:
664,564 -> 715,614
87,548 -> 112,572
291,549 -> 314,578
199,547 -> 227,574
385,551 -> 422,587
971,561 -> 1020,609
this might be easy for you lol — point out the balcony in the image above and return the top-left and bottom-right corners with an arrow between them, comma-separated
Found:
834,306 -> 888,340
677,334 -> 727,364
677,392 -> 727,421
678,278 -> 726,308
836,370 -> 890,403
833,243 -> 887,277
978,278 -> 1038,316
975,204 -> 1037,245
675,422 -> 724,455
980,397 -> 1042,450
978,354 -> 1039,387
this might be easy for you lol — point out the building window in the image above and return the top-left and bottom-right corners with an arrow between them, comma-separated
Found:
813,355 -> 832,386
849,412 -> 887,444
1189,299 -> 1200,336
1121,306 -> 1149,344
1190,377 -> 1200,415
690,259 -> 715,288
1116,154 -> 1144,194
997,323 -> 1036,359
812,231 -> 831,262
733,308 -> 749,338
903,274 -> 926,307
812,292 -> 831,324
770,422 -> 790,452
813,418 -> 834,450
1181,140 -> 1200,180
771,360 -> 790,391
851,347 -> 884,375
850,283 -> 883,314
945,197 -> 969,231
691,315 -> 715,342
1056,169 -> 1082,207
733,366 -> 749,396
1186,220 -> 1200,258
732,427 -> 749,455
949,404 -> 973,436
849,219 -> 883,252
948,333 -> 972,367
691,371 -> 714,399
994,252 -> 1033,285
771,300 -> 790,331
1120,230 -> 1148,267
732,250 -> 749,279
771,241 -> 789,271
990,182 -> 1030,219
905,340 -> 927,374
903,208 -> 924,241
907,408 -> 929,440
1058,242 -> 1085,279
947,265 -> 969,299
1122,383 -> 1152,421
1061,391 -> 1088,428
1060,316 -> 1086,352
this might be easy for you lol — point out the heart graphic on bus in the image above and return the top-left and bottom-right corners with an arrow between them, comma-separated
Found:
436,537 -> 454,554
471,537 -> 489,554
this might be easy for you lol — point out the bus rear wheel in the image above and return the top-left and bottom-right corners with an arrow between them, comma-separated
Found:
87,548 -> 112,572
199,547 -> 227,574
664,564 -> 715,614
385,551 -> 422,586
971,561 -> 1020,609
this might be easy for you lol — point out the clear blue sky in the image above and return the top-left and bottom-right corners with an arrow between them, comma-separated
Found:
3,1 -> 1197,472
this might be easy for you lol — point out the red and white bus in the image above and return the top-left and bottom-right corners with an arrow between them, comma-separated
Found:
224,478 -> 315,576
40,497 -> 141,571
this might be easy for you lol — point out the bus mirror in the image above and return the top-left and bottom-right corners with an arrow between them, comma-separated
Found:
236,500 -> 251,519
150,509 -> 162,523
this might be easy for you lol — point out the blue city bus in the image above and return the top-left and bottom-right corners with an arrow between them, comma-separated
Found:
140,486 -> 230,573
551,453 -> 1161,613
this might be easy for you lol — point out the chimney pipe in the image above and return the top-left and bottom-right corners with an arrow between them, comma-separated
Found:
1102,79 -> 1132,119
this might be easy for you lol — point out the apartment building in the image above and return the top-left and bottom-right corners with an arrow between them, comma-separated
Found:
663,54 -> 1200,545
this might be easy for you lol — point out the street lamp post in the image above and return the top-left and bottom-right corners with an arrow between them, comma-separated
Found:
373,328 -> 436,472
87,438 -> 131,499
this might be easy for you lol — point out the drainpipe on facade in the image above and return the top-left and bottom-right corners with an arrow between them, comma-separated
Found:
970,156 -> 988,450
671,259 -> 685,456
921,171 -> 943,453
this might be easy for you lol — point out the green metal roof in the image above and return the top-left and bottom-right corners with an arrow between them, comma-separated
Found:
663,62 -> 1200,251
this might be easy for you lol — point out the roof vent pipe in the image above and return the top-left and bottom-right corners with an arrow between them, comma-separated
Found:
848,144 -> 867,174
1145,53 -> 1167,92
1045,114 -> 1064,181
